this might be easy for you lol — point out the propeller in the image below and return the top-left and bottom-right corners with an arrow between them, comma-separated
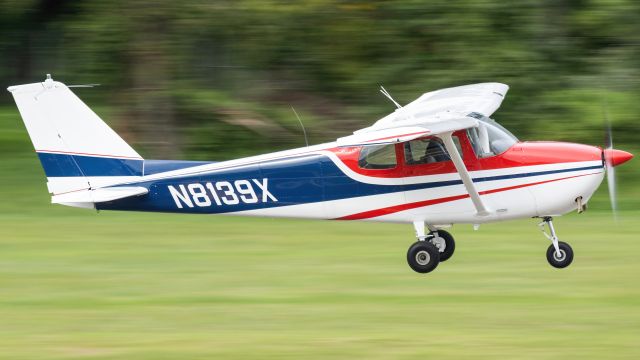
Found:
602,107 -> 633,219
603,117 -> 617,219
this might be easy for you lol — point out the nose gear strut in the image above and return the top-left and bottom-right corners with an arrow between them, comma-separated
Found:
538,217 -> 574,268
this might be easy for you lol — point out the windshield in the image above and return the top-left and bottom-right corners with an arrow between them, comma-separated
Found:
467,115 -> 518,158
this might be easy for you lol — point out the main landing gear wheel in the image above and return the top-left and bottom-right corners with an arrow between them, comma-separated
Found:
546,241 -> 573,268
407,241 -> 440,274
429,230 -> 455,262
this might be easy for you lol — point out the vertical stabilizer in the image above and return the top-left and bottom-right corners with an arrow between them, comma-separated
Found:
7,75 -> 143,195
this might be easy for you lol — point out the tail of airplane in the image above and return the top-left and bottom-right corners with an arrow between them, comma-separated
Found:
7,74 -> 144,200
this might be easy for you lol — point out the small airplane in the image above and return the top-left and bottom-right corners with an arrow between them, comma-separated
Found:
8,75 -> 633,274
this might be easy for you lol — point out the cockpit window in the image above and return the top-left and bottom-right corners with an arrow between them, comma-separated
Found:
467,115 -> 517,158
358,144 -> 397,169
404,136 -> 462,165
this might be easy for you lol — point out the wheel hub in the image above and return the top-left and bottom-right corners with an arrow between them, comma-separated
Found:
416,250 -> 430,265
553,250 -> 566,262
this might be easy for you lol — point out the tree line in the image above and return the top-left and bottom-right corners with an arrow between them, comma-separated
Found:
1,0 -> 638,159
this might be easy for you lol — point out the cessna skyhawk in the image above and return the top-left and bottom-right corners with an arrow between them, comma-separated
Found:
8,75 -> 633,273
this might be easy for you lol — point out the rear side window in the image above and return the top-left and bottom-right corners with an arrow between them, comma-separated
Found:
358,144 -> 397,169
404,136 -> 462,165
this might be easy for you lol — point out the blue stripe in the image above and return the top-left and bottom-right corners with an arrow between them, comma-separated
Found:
96,154 -> 603,214
473,165 -> 603,183
37,153 -> 143,177
37,152 -> 85,177
37,153 -> 215,177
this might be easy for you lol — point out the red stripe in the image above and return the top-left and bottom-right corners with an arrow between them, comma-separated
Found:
365,130 -> 430,143
36,149 -> 143,160
337,194 -> 469,220
335,172 -> 601,220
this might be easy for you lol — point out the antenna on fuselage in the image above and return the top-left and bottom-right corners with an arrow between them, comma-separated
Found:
291,106 -> 309,147
379,85 -> 402,109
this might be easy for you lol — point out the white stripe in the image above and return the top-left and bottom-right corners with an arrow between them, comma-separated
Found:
46,176 -> 141,195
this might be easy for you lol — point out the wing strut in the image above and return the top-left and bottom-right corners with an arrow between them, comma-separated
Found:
440,132 -> 490,216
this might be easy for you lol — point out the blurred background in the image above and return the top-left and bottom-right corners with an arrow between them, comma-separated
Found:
0,1 -> 638,359
2,0 -> 640,159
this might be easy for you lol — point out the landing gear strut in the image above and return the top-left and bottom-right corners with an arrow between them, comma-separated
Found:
406,221 -> 456,273
429,229 -> 455,262
539,217 -> 574,268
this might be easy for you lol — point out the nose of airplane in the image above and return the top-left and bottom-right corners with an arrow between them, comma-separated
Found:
603,149 -> 634,167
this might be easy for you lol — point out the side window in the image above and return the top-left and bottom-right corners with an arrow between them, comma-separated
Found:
358,144 -> 397,169
404,136 -> 462,165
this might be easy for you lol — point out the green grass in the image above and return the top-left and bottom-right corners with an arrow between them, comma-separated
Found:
1,106 -> 639,359
1,210 -> 639,359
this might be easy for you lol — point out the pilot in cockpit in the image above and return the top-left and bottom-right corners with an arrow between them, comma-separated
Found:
405,137 -> 452,165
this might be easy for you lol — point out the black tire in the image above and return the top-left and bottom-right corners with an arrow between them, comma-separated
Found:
407,241 -> 440,273
546,241 -> 574,268
429,230 -> 455,262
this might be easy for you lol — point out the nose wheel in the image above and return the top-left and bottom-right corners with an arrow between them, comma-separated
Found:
546,241 -> 573,268
539,217 -> 574,268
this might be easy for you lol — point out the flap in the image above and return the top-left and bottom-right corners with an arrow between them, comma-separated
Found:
52,186 -> 148,204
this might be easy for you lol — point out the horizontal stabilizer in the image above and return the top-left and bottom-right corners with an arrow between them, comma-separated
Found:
52,186 -> 148,206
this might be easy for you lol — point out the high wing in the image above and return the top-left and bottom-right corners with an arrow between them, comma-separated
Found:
338,83 -> 509,216
362,82 -> 508,133
339,82 -> 508,145
336,117 -> 478,147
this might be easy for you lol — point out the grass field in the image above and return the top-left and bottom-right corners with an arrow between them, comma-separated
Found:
1,107 -> 639,359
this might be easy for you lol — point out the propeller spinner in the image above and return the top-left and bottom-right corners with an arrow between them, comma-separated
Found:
602,125 -> 633,218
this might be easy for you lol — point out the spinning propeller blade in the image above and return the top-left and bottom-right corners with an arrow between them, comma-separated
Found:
603,107 -> 617,219
601,108 -> 634,219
